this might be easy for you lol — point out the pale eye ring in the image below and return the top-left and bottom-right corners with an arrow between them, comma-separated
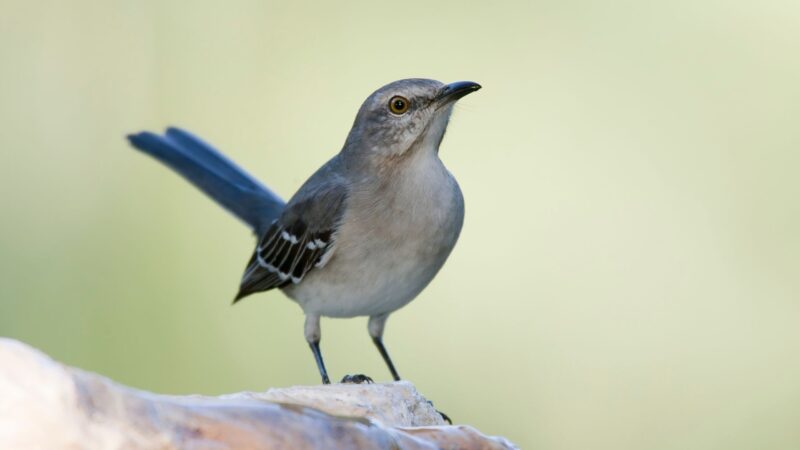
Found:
388,96 -> 410,115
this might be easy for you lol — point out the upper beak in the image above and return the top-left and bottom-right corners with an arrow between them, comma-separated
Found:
436,81 -> 482,106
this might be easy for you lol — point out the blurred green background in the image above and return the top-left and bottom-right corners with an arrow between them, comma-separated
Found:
1,1 -> 799,448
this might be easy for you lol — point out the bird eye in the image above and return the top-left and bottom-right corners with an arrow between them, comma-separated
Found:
388,96 -> 410,115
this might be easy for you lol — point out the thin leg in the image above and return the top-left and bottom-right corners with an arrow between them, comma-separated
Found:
372,336 -> 401,381
368,314 -> 401,381
305,314 -> 330,384
309,341 -> 331,384
368,317 -> 450,421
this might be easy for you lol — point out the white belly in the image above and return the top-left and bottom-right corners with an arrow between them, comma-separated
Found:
282,157 -> 464,318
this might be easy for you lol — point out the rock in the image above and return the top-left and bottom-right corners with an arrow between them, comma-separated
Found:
226,381 -> 445,427
0,338 -> 517,449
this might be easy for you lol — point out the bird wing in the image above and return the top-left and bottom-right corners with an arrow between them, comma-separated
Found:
234,165 -> 348,302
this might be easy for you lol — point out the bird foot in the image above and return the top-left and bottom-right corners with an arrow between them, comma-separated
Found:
339,374 -> 374,384
427,400 -> 453,424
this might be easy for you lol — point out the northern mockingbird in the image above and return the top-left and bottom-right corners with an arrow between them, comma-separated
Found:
128,78 -> 481,384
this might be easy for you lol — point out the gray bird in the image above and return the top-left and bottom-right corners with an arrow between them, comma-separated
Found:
128,78 -> 481,384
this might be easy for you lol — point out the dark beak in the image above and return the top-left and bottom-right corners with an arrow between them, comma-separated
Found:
436,81 -> 482,106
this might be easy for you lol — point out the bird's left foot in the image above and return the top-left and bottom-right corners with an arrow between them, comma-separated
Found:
340,374 -> 374,384
427,400 -> 453,424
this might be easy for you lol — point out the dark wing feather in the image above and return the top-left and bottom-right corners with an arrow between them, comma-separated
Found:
234,165 -> 347,302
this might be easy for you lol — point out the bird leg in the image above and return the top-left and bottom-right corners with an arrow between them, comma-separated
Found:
368,315 -> 451,422
368,314 -> 401,381
305,315 -> 330,384
308,341 -> 330,384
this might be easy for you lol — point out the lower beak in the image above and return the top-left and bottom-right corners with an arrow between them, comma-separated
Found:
436,81 -> 482,106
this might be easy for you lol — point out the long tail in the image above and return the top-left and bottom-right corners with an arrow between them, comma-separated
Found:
127,127 -> 285,236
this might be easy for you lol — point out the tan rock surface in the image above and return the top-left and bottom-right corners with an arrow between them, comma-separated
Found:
0,338 -> 517,449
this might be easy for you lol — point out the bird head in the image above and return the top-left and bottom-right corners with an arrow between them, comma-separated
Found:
342,78 -> 481,163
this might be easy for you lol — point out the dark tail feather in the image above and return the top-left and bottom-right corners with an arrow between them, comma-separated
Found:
127,127 -> 285,235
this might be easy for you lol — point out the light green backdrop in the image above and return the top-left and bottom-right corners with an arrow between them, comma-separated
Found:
1,1 -> 799,448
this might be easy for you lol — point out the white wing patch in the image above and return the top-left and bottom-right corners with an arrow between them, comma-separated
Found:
243,222 -> 335,290
306,238 -> 328,250
280,230 -> 299,244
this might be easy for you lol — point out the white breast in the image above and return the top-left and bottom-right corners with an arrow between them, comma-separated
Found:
283,151 -> 464,318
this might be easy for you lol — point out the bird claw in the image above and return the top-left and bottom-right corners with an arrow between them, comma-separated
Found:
427,400 -> 453,424
340,374 -> 374,384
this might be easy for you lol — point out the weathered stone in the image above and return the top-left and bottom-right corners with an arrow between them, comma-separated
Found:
0,338 -> 517,449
